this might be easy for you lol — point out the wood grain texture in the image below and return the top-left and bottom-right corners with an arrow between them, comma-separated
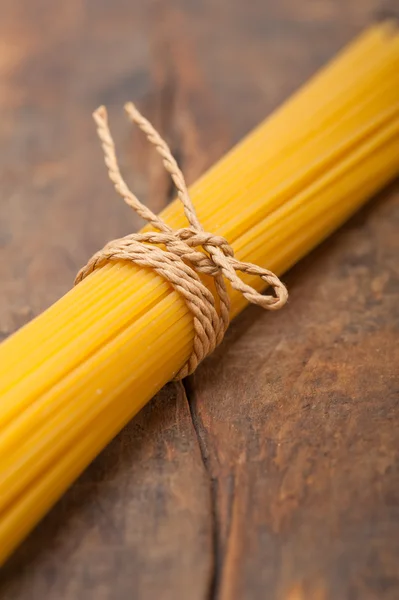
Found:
0,0 -> 398,598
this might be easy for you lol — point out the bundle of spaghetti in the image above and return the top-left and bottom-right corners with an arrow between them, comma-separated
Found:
0,22 -> 398,563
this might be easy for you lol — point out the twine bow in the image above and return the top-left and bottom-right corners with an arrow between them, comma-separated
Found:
76,103 -> 288,378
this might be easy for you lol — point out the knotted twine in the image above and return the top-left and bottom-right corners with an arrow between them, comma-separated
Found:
75,103 -> 288,379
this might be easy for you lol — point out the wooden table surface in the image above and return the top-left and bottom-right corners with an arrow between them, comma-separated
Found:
1,1 -> 398,598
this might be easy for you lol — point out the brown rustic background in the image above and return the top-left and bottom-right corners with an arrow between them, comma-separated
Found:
0,0 -> 398,599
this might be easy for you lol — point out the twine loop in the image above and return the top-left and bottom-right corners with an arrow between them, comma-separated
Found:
76,103 -> 288,379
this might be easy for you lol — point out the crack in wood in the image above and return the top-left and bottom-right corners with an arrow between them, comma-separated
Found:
182,377 -> 221,600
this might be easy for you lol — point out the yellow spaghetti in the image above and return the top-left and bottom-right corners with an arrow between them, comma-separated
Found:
0,23 -> 398,564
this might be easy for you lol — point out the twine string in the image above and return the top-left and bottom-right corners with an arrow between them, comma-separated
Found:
76,103 -> 288,378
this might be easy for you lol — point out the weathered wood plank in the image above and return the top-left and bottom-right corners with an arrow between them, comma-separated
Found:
188,184 -> 399,599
